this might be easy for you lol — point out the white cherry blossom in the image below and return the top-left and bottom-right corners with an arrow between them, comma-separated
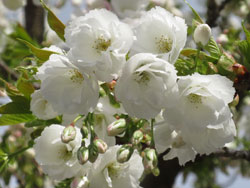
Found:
65,9 -> 134,82
2,0 -> 26,10
164,73 -> 236,155
131,6 -> 187,64
87,145 -> 144,188
30,90 -> 58,120
33,124 -> 86,181
36,53 -> 99,115
115,53 -> 177,119
111,0 -> 150,18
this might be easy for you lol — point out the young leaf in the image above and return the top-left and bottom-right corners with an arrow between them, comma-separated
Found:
17,38 -> 58,62
242,21 -> 250,43
17,75 -> 35,98
41,0 -> 66,41
0,114 -> 36,126
184,0 -> 204,24
0,78 -> 22,97
204,38 -> 222,58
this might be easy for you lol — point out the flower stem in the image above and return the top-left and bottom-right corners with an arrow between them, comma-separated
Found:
195,47 -> 201,72
150,119 -> 155,147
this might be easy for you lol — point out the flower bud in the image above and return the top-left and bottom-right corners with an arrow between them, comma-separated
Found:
71,176 -> 89,188
61,125 -> 76,143
193,24 -> 211,46
93,138 -> 108,154
152,167 -> 160,176
132,130 -> 144,145
107,119 -> 126,136
142,134 -> 152,146
142,148 -> 158,173
80,126 -> 89,139
77,147 -> 89,165
88,145 -> 99,163
117,144 -> 134,163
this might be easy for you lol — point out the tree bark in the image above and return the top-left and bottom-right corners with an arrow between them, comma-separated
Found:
24,0 -> 45,43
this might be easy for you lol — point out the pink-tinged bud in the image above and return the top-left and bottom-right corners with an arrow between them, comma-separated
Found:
61,125 -> 76,143
117,144 -> 134,163
93,138 -> 108,154
193,24 -> 211,46
142,148 -> 158,173
132,130 -> 144,145
77,147 -> 89,165
107,119 -> 126,136
71,176 -> 89,188
142,134 -> 152,146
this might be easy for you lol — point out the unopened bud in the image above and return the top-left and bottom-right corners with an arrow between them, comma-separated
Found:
77,147 -> 89,165
142,148 -> 158,173
81,126 -> 89,139
193,24 -> 211,46
71,176 -> 89,188
107,119 -> 126,136
61,126 -> 76,143
94,138 -> 108,154
117,144 -> 134,163
142,134 -> 152,146
229,94 -> 239,107
132,130 -> 144,145
152,167 -> 160,176
88,145 -> 99,163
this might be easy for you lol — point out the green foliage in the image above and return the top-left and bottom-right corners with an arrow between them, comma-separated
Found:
184,0 -> 203,24
18,38 -> 59,63
237,23 -> 250,71
204,38 -> 222,59
41,0 -> 66,41
0,114 -> 36,126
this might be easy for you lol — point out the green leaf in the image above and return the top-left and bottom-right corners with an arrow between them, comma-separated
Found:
25,118 -> 61,128
181,48 -> 218,62
9,24 -> 38,46
204,38 -> 222,58
17,76 -> 35,98
41,0 -> 66,41
184,0 -> 204,24
0,114 -> 36,126
242,21 -> 250,43
0,100 -> 31,114
17,38 -> 58,62
175,58 -> 195,76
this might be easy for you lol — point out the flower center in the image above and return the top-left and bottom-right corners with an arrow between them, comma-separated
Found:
93,36 -> 111,53
155,35 -> 173,53
57,145 -> 73,162
187,94 -> 202,104
106,162 -> 129,180
68,69 -> 84,84
134,71 -> 150,85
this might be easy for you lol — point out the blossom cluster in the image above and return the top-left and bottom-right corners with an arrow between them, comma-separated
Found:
29,2 -> 236,187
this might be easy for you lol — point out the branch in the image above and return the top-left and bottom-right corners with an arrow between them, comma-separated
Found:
212,147 -> 250,161
0,60 -> 19,81
24,0 -> 45,43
